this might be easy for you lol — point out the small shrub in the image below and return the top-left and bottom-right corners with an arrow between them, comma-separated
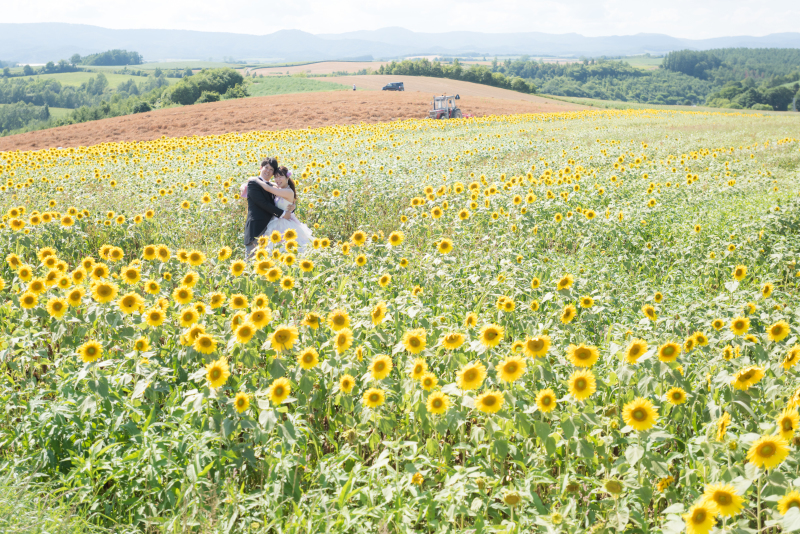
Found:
196,91 -> 220,104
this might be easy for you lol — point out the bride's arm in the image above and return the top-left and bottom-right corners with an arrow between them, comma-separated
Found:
255,180 -> 295,202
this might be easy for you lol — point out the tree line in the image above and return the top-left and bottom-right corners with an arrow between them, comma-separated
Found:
377,49 -> 800,110
0,68 -> 247,137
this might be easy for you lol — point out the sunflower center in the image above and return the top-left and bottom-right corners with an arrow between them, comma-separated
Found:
782,420 -> 793,431
369,394 -> 379,402
672,392 -> 682,400
631,346 -> 641,356
337,335 -> 347,345
714,492 -> 730,505
663,346 -> 675,356
275,333 -> 288,343
409,338 -> 420,347
465,370 -> 476,381
303,354 -> 313,363
576,379 -> 587,390
759,444 -> 775,457
433,399 -> 443,408
211,369 -> 221,380
274,386 -> 284,396
506,363 -> 518,373
486,331 -> 497,340
693,511 -> 706,523
375,362 -> 385,371
334,317 -> 344,326
576,349 -> 590,360
414,365 -> 422,374
542,396 -> 552,406
483,396 -> 496,406
633,408 -> 646,421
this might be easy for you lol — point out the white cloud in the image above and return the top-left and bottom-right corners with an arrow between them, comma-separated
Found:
4,0 -> 798,38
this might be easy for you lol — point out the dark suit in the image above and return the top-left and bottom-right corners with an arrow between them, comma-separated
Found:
243,179 -> 284,246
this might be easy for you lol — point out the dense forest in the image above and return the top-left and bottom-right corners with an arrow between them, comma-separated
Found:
378,48 -> 800,110
0,68 -> 246,136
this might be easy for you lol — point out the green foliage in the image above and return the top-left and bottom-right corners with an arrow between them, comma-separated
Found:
196,90 -> 221,103
165,68 -> 245,105
663,48 -> 800,85
222,84 -> 248,100
706,82 -> 798,111
0,101 -> 50,134
79,50 -> 143,66
376,58 -> 537,94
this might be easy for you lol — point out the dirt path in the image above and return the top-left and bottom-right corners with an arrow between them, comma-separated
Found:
0,89 -> 590,152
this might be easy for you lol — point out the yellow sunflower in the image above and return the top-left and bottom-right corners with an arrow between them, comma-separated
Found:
683,501 -> 715,534
777,490 -> 800,515
497,355 -> 526,383
327,309 -> 350,331
233,392 -> 250,413
205,358 -> 229,389
371,302 -> 387,325
767,320 -> 790,342
363,387 -> 385,408
746,435 -> 790,470
479,324 -> 504,348
568,369 -> 596,401
77,340 -> 102,363
441,332 -> 465,350
456,361 -> 487,391
334,328 -> 354,354
666,387 -> 687,405
566,343 -> 600,367
622,397 -> 659,431
369,354 -> 393,380
783,345 -> 800,370
732,264 -> 747,281
776,408 -> 798,440
716,412 -> 731,442
560,304 -> 577,324
409,358 -> 427,380
297,347 -> 319,370
536,389 -> 557,413
731,366 -> 764,390
524,335 -> 551,358
402,328 -> 427,354
475,391 -> 504,414
268,377 -> 291,405
641,304 -> 657,321
624,339 -> 648,364
269,325 -> 299,352
556,274 -> 574,290
339,374 -> 355,394
426,391 -> 450,414
657,342 -> 681,363
412,368 -> 436,389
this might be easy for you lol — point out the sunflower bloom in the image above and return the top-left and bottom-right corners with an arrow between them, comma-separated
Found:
622,397 -> 659,431
363,387 -> 385,408
625,339 -> 648,364
568,369 -> 596,401
776,408 -> 799,440
339,374 -> 355,393
402,328 -> 427,354
441,332 -> 465,350
767,320 -> 790,342
746,435 -> 790,470
731,366 -> 764,390
666,387 -> 687,405
456,361 -> 487,390
297,347 -> 319,370
524,335 -> 551,358
270,325 -> 299,352
77,340 -> 102,363
479,324 -> 504,348
777,490 -> 800,515
716,412 -> 731,441
566,343 -> 600,367
268,377 -> 291,405
369,354 -> 393,380
497,355 -> 526,383
475,391 -> 504,414
327,309 -> 350,331
426,391 -> 450,414
683,502 -> 715,534
334,328 -> 354,354
205,358 -> 230,389
536,389 -> 557,413
233,392 -> 250,413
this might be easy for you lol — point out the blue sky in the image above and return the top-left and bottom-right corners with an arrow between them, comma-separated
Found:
6,0 -> 798,39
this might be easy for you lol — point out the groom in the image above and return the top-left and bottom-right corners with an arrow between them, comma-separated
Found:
244,158 -> 291,259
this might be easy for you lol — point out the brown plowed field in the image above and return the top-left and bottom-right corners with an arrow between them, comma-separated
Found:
0,85 -> 589,153
329,75 -> 570,105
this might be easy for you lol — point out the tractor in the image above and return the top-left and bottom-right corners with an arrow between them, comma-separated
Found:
429,94 -> 463,119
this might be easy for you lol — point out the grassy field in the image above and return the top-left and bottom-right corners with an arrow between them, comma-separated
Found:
1,109 -> 799,533
539,93 -> 793,114
247,76 -> 353,96
623,55 -> 664,70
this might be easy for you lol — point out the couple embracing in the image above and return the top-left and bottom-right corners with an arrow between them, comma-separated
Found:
242,157 -> 313,259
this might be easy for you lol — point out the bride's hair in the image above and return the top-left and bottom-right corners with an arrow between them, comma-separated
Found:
278,166 -> 297,200
260,157 -> 278,174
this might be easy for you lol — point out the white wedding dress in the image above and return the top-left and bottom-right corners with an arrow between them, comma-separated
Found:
263,195 -> 313,254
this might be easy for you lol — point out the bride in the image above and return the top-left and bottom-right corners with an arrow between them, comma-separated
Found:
253,166 -> 313,253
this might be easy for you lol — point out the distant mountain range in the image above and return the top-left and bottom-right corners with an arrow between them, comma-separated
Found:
2,23 -> 800,64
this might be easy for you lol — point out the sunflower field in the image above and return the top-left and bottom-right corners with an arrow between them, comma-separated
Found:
1,109 -> 800,534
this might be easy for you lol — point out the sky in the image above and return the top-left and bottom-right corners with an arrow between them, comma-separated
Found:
5,0 -> 799,39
